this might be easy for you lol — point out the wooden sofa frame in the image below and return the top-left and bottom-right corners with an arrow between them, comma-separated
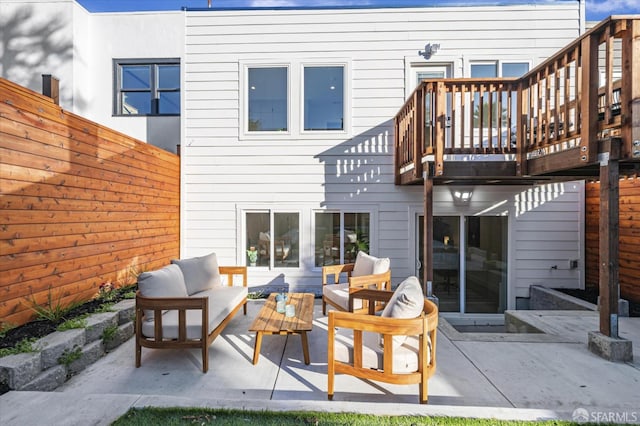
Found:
327,289 -> 438,404
135,266 -> 247,373
321,262 -> 391,314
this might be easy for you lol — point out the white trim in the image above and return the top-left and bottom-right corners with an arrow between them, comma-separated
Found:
300,60 -> 352,138
239,61 -> 292,139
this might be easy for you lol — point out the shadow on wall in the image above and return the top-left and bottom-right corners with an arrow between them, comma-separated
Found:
0,4 -> 79,109
315,119 -> 394,207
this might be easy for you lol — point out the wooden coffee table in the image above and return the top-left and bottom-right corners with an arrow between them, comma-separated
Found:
249,292 -> 314,365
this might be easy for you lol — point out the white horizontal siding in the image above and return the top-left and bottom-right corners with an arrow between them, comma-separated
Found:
182,3 -> 583,299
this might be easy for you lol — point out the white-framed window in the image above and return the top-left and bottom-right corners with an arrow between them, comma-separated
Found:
469,60 -> 530,78
240,60 -> 350,138
113,59 -> 180,116
302,64 -> 345,132
246,65 -> 289,132
314,211 -> 370,267
245,210 -> 299,269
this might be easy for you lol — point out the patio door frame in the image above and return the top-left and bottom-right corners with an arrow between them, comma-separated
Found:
415,212 -> 508,318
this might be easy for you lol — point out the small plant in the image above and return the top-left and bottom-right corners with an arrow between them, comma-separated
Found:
58,345 -> 82,366
0,322 -> 17,339
102,324 -> 119,344
94,303 -> 115,313
57,316 -> 88,331
0,338 -> 37,358
24,287 -> 81,323
122,290 -> 136,299
97,281 -> 117,302
246,246 -> 258,265
247,290 -> 265,300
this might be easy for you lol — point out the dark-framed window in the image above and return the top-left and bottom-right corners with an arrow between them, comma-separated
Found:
114,59 -> 180,116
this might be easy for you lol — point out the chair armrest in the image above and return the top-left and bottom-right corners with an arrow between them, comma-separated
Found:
347,270 -> 392,312
328,310 -> 426,336
219,266 -> 248,287
135,292 -> 209,341
322,263 -> 355,285
348,287 -> 394,314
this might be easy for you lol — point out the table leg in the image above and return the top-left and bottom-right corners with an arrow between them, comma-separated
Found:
252,332 -> 263,365
300,331 -> 310,365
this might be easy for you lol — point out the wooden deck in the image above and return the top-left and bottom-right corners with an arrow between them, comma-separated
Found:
393,16 -> 640,339
394,16 -> 639,185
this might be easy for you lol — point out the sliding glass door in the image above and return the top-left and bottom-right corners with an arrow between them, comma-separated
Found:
418,214 -> 507,313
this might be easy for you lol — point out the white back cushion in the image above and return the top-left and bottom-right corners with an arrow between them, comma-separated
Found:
352,251 -> 391,277
137,264 -> 188,320
381,276 -> 424,348
171,252 -> 221,295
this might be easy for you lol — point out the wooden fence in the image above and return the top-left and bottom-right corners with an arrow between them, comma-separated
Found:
585,176 -> 640,304
0,78 -> 180,327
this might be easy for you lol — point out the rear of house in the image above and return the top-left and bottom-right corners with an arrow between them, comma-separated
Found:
1,0 -> 591,320
180,2 -> 586,318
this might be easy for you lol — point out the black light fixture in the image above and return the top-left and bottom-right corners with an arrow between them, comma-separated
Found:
419,43 -> 440,60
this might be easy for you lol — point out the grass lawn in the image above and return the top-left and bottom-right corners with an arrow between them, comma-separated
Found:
112,407 -> 584,425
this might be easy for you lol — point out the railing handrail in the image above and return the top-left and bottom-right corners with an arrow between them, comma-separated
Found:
394,16 -> 639,181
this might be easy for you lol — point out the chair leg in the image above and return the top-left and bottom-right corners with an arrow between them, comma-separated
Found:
419,378 -> 428,404
322,299 -> 327,315
135,339 -> 141,367
202,343 -> 209,373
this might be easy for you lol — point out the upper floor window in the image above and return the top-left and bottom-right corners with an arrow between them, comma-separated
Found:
247,66 -> 288,132
114,59 -> 180,116
303,66 -> 344,131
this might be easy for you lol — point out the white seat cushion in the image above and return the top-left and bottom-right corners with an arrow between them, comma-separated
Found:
141,286 -> 248,340
334,329 -> 431,374
323,283 -> 363,311
171,252 -> 221,295
352,251 -> 390,277
137,264 -> 188,321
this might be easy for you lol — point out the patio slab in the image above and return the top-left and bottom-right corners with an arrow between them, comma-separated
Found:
1,299 -> 639,425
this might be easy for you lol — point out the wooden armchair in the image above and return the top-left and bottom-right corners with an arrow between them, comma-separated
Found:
321,251 -> 391,315
327,287 -> 438,404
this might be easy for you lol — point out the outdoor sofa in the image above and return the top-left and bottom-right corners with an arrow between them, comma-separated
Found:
135,252 -> 247,372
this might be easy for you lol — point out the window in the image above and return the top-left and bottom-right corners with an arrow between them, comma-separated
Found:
315,212 -> 370,267
501,62 -> 530,78
114,59 -> 180,116
303,66 -> 344,131
470,61 -> 530,129
247,67 -> 288,131
245,211 -> 299,268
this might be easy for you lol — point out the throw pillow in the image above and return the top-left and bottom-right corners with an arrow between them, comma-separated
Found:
352,251 -> 390,277
137,264 -> 188,321
380,276 -> 424,348
171,252 -> 222,295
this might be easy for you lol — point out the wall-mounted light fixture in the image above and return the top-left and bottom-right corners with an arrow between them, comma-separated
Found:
419,43 -> 440,60
450,186 -> 473,205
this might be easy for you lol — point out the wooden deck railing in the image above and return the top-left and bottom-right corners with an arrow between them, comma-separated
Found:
395,16 -> 639,182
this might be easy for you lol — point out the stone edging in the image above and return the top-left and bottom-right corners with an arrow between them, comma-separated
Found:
0,299 -> 135,392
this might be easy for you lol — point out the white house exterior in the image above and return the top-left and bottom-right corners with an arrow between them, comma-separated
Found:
1,0 -> 588,318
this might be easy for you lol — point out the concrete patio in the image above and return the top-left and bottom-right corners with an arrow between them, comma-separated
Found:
1,299 -> 639,425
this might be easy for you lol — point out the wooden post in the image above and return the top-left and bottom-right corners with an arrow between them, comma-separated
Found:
423,172 -> 434,296
579,34 -> 599,164
621,18 -> 640,160
598,139 -> 620,337
42,74 -> 59,105
414,86 -> 424,180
